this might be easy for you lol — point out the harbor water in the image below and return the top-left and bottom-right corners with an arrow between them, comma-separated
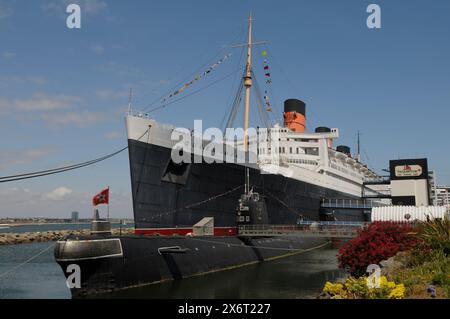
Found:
0,227 -> 345,299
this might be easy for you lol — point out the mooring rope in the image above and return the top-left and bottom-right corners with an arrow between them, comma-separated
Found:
0,238 -> 62,279
0,129 -> 150,184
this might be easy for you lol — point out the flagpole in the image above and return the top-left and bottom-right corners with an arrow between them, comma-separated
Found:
107,186 -> 110,221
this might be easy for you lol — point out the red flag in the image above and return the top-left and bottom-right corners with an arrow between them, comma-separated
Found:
92,188 -> 109,206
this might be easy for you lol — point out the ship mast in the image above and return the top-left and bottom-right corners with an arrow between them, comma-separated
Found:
243,13 -> 253,152
357,130 -> 361,162
242,14 -> 253,196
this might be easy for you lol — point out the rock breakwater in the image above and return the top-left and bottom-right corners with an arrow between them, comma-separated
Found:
0,228 -> 135,245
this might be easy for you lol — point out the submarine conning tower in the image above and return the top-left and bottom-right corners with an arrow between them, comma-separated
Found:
283,99 -> 306,133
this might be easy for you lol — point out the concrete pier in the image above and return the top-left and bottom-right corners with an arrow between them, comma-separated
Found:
0,228 -> 134,245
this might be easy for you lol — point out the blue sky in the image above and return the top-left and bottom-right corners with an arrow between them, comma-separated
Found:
0,0 -> 449,218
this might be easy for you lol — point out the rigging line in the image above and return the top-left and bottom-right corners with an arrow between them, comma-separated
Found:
140,48 -> 228,110
0,129 -> 150,183
264,49 -> 316,130
0,147 -> 127,181
0,147 -> 128,183
255,45 -> 282,118
220,45 -> 246,129
225,83 -> 243,130
265,48 -> 315,129
263,49 -> 312,126
145,67 -> 244,114
253,81 -> 271,128
138,185 -> 245,222
261,188 -> 312,221
134,127 -> 152,205
251,70 -> 272,128
224,74 -> 245,130
139,27 -> 246,110
0,237 -> 63,279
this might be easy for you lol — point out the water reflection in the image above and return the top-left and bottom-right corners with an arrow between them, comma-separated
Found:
94,247 -> 346,299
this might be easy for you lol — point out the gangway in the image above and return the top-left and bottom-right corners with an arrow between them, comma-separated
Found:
320,198 -> 389,210
238,221 -> 367,239
363,176 -> 390,185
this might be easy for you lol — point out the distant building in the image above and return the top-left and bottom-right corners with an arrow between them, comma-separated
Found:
428,170 -> 438,205
436,186 -> 450,208
389,158 -> 430,206
71,211 -> 79,222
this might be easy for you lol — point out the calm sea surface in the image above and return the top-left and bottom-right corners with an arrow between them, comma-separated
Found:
0,225 -> 345,299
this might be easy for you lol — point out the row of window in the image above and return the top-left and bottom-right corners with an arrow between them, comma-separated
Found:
287,159 -> 318,165
330,163 -> 361,179
259,146 -> 319,155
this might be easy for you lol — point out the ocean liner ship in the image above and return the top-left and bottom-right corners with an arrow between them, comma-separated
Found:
54,15 -> 381,297
126,16 -> 379,234
127,103 -> 378,232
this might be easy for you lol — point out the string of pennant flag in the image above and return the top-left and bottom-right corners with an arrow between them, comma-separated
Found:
262,50 -> 273,112
262,50 -> 272,84
161,52 -> 232,104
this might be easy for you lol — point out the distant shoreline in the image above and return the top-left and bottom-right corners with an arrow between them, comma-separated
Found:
1,221 -> 133,227
6,222 -> 91,227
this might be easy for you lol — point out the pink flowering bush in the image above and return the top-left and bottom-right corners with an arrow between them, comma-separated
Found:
338,221 -> 420,276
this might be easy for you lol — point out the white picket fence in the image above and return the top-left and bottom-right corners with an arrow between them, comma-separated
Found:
371,206 -> 448,222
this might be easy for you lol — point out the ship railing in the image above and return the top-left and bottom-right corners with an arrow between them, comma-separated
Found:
363,176 -> 390,184
237,223 -> 367,238
127,109 -> 152,119
320,198 -> 389,209
363,189 -> 391,195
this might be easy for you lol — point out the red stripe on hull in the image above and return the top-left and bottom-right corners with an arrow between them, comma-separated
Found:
134,227 -> 238,236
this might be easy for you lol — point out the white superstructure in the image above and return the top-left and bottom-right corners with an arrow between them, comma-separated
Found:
126,113 -> 380,198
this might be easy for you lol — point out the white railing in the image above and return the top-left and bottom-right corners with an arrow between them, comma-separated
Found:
320,198 -> 390,209
363,176 -> 390,184
237,223 -> 366,238
127,110 -> 152,119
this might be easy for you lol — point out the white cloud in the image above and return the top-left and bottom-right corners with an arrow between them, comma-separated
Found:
0,147 -> 55,170
0,1 -> 13,19
2,51 -> 15,59
95,62 -> 144,77
104,131 -> 122,139
42,111 -> 104,127
91,45 -> 105,55
42,0 -> 107,16
0,92 -> 113,127
44,187 -> 73,201
96,89 -> 128,99
0,186 -> 133,219
13,93 -> 80,111
158,80 -> 170,85
0,97 -> 9,114
78,0 -> 107,14
0,76 -> 47,86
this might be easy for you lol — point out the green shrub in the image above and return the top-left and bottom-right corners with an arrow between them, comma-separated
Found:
415,217 -> 450,255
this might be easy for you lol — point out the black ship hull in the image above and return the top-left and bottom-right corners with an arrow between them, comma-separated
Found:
53,138 -> 367,298
54,234 -> 328,297
128,139 -> 368,227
